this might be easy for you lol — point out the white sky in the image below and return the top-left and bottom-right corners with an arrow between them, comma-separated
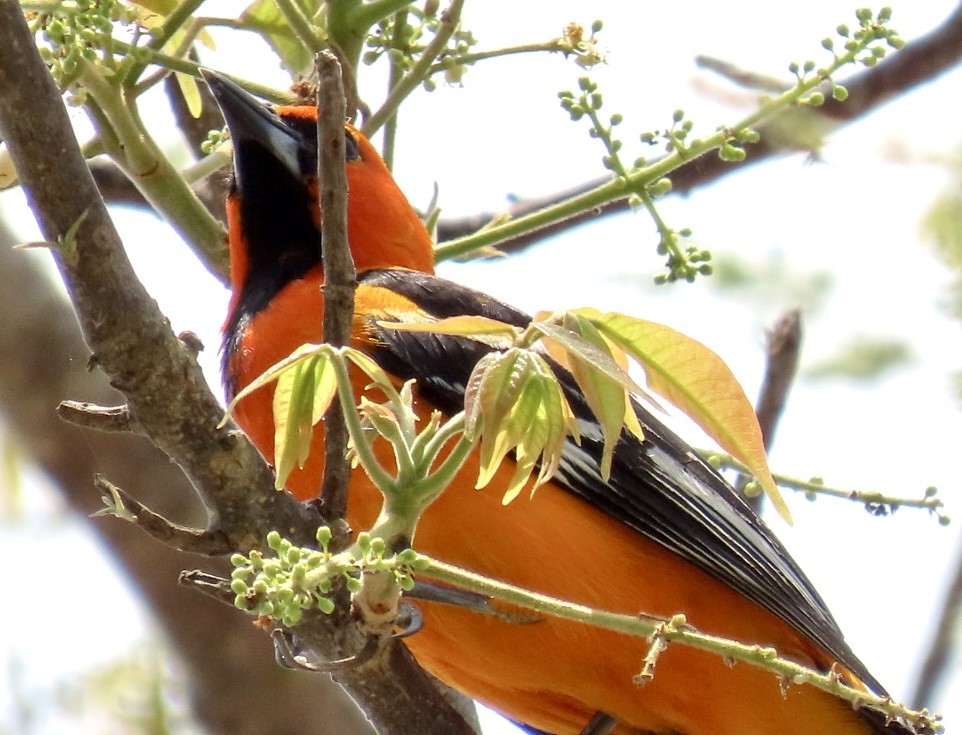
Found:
1,1 -> 961,733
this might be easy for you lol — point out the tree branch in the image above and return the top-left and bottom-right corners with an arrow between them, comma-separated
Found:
910,540 -> 962,709
0,227 -> 374,733
316,51 -> 356,525
740,310 -> 803,513
0,0 -> 318,552
436,3 -> 962,255
302,52 -> 478,734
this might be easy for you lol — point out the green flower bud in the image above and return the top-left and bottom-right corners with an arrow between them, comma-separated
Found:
230,579 -> 249,595
291,565 -> 306,586
281,610 -> 301,627
718,144 -> 746,162
649,178 -> 672,196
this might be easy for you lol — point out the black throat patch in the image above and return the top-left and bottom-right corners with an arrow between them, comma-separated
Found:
221,140 -> 321,393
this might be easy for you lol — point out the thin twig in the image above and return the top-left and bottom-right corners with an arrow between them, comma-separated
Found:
436,3 -> 962,255
754,310 -> 803,448
179,569 -> 237,606
58,400 -> 142,434
739,310 -> 803,512
362,0 -> 465,136
92,475 -> 233,555
316,51 -> 356,528
710,452 -> 946,517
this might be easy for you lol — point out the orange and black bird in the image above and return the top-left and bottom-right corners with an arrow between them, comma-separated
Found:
207,71 -> 915,735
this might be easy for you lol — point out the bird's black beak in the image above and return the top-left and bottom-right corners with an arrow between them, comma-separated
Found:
201,69 -> 306,192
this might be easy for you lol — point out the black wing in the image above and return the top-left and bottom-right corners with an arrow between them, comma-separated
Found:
359,268 -> 883,695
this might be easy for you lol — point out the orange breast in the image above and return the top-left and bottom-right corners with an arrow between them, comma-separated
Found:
226,277 -> 873,735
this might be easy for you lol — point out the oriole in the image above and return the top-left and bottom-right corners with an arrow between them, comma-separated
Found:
206,72 -> 912,735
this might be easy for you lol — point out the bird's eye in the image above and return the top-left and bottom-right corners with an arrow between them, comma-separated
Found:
345,129 -> 360,161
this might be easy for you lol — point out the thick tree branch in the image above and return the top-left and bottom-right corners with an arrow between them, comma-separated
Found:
436,3 -> 962,254
0,228 -> 373,733
0,0 -> 317,551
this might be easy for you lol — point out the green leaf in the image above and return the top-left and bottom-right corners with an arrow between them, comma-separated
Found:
273,357 -> 314,488
379,315 -> 520,341
465,348 -> 578,504
272,353 -> 338,489
174,71 -> 203,118
587,311 -> 792,523
241,0 -> 322,75
343,348 -> 400,394
533,313 -> 645,478
221,342 -> 325,426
